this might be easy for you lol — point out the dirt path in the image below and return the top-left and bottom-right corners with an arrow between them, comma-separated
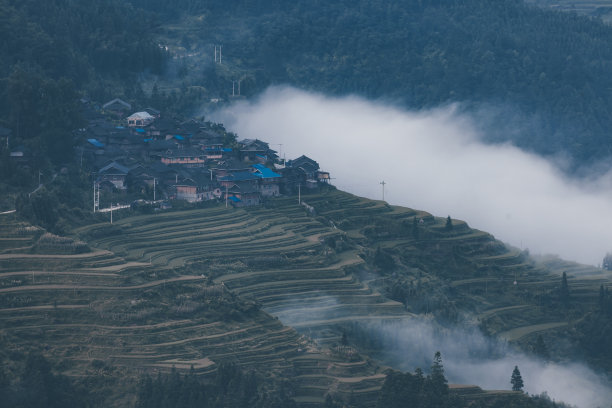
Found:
0,249 -> 112,259
498,322 -> 569,341
0,271 -> 119,278
478,305 -> 530,319
0,275 -> 205,293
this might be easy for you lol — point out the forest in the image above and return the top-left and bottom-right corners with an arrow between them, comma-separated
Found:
4,0 -> 612,167
130,0 -> 612,167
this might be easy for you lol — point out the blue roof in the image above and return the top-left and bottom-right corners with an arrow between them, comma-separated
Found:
174,135 -> 185,140
252,164 -> 281,179
223,148 -> 232,152
115,126 -> 126,129
135,128 -> 146,133
218,172 -> 260,182
228,196 -> 241,202
143,138 -> 153,142
87,138 -> 105,148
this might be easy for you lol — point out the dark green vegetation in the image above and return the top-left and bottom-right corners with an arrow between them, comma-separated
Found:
527,0 -> 612,23
1,189 -> 610,406
377,360 -> 568,408
0,0 -> 165,165
137,0 -> 612,166
4,0 -> 612,172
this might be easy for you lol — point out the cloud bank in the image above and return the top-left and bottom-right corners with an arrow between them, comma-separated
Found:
366,318 -> 612,408
213,86 -> 612,266
265,291 -> 612,407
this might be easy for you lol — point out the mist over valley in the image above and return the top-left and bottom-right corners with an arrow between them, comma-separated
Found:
215,86 -> 612,266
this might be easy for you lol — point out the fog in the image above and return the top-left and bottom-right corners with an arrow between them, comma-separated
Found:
265,292 -> 612,407
366,317 -> 612,408
212,86 -> 612,266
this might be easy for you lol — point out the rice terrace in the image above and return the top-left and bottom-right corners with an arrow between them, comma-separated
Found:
1,188 -> 610,406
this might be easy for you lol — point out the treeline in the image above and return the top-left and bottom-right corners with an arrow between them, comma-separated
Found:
135,363 -> 296,408
0,353 -> 90,408
0,0 -> 167,164
377,352 -> 571,408
136,0 -> 612,166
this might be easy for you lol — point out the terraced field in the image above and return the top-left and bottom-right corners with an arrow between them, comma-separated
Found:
0,200 -> 399,406
2,190 -> 610,406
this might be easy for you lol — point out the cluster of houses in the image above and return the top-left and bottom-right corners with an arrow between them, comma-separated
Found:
81,98 -> 331,207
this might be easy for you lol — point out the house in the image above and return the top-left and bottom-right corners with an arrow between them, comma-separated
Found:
225,181 -> 261,207
0,126 -> 12,145
286,155 -> 320,180
97,161 -> 131,190
102,98 -> 131,116
217,171 -> 259,187
127,111 -> 155,127
161,147 -> 205,167
9,145 -> 28,163
148,117 -> 177,139
173,170 -> 221,202
252,164 -> 281,197
85,138 -> 105,156
238,138 -> 275,162
212,158 -> 253,178
144,107 -> 161,118
316,171 -> 331,183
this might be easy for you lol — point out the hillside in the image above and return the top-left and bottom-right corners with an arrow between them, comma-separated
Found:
1,189 -> 610,406
138,0 -> 612,168
4,1 -> 612,170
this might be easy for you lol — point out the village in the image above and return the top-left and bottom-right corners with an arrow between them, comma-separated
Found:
75,98 -> 331,210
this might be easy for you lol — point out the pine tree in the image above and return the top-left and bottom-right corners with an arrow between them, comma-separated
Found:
445,216 -> 453,231
560,272 -> 570,307
430,351 -> 448,395
533,334 -> 549,359
511,366 -> 524,391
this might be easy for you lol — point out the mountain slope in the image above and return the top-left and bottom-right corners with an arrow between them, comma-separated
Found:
2,190 -> 610,406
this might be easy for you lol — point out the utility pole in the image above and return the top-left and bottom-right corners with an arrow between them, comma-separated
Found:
276,144 -> 283,160
380,180 -> 386,201
214,46 -> 217,63
232,81 -> 235,96
93,181 -> 99,213
298,183 -> 301,205
219,45 -> 222,64
153,178 -> 156,202
238,79 -> 241,96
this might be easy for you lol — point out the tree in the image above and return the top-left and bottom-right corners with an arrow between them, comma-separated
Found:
445,216 -> 453,231
425,351 -> 448,406
340,331 -> 348,346
560,272 -> 570,307
511,366 -> 524,391
603,253 -> 612,270
533,334 -> 549,360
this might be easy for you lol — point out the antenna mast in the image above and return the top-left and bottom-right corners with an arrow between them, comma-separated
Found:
380,180 -> 386,201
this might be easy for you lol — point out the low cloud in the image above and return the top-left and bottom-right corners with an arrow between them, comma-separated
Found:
364,318 -> 612,408
213,86 -> 612,266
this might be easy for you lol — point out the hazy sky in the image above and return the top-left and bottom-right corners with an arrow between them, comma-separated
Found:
213,86 -> 612,266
